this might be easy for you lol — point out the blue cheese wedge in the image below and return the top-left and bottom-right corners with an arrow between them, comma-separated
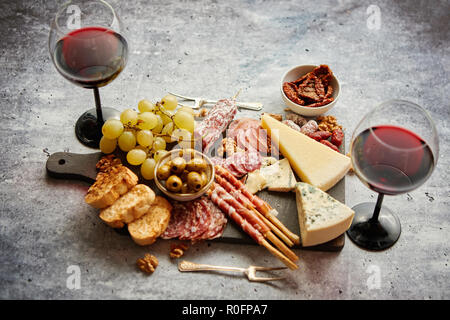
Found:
245,158 -> 297,194
245,170 -> 267,194
260,158 -> 296,192
295,182 -> 354,246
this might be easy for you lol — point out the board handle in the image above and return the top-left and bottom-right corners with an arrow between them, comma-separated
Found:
46,152 -> 101,183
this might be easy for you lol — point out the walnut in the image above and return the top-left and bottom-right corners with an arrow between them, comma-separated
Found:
169,243 -> 189,259
217,138 -> 243,157
316,115 -> 343,133
137,253 -> 158,274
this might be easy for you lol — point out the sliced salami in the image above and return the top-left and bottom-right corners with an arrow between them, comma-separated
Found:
194,99 -> 237,153
179,201 -> 202,240
160,202 -> 189,239
242,152 -> 262,172
186,197 -> 213,240
197,199 -> 227,240
245,128 -> 260,152
255,128 -> 269,154
227,118 -> 260,139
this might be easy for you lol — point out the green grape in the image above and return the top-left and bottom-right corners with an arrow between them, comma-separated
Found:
172,128 -> 193,149
152,136 -> 166,151
161,94 -> 178,111
102,119 -> 124,139
157,108 -> 174,125
154,150 -> 168,163
136,130 -> 154,147
137,112 -> 158,130
127,148 -> 147,166
141,158 -> 156,180
134,144 -> 149,155
178,106 -> 195,116
152,115 -> 164,134
99,136 -> 117,154
161,122 -> 174,142
173,110 -> 195,133
120,108 -> 138,126
138,99 -> 156,113
118,131 -> 136,152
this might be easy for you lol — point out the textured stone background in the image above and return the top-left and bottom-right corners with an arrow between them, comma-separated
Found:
0,0 -> 448,299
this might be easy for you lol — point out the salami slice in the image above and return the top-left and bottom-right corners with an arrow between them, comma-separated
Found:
242,152 -> 262,172
197,199 -> 227,240
236,129 -> 248,151
245,128 -> 260,152
179,201 -> 203,240
194,99 -> 237,153
255,128 -> 269,154
186,198 -> 213,240
160,202 -> 189,239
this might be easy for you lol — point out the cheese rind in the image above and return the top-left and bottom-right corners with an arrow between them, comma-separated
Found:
261,114 -> 350,191
295,182 -> 354,246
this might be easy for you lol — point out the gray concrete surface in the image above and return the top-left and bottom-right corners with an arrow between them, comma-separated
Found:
0,0 -> 449,300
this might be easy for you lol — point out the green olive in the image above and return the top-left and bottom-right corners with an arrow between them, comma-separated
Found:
186,157 -> 207,172
181,182 -> 190,194
170,157 -> 187,174
166,175 -> 182,192
180,170 -> 190,182
200,171 -> 209,187
187,171 -> 203,191
157,164 -> 171,180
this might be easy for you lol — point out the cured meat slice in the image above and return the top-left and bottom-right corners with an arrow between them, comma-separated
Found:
255,128 -> 269,154
180,198 -> 211,240
211,151 -> 263,178
236,129 -> 248,151
242,152 -> 262,172
227,118 -> 260,139
245,128 -> 260,152
196,199 -> 227,240
229,161 -> 248,177
178,201 -> 200,240
160,202 -> 189,239
195,99 -> 237,153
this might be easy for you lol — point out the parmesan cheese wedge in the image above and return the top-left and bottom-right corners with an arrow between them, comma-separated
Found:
295,182 -> 354,246
261,114 -> 350,191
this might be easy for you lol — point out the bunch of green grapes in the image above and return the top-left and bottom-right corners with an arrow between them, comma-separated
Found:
100,94 -> 196,180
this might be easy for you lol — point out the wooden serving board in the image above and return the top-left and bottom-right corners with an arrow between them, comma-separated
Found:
46,151 -> 345,251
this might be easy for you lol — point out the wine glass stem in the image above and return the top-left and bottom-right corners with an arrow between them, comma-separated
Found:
93,87 -> 104,124
370,193 -> 384,223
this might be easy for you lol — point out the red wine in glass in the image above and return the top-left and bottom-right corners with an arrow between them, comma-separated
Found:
352,125 -> 435,195
53,27 -> 127,89
346,100 -> 438,251
49,0 -> 128,148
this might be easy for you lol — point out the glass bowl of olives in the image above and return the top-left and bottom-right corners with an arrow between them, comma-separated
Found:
154,148 -> 215,201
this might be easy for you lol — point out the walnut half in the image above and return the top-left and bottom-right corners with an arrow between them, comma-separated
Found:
169,243 -> 189,259
137,253 -> 158,274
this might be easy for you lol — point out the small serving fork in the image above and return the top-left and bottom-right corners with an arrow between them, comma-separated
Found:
178,260 -> 286,282
168,92 -> 263,111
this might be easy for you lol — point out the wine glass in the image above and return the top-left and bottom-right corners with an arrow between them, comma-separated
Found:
347,100 -> 439,250
49,0 -> 128,148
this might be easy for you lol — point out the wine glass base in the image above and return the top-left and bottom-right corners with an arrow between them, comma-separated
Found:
346,202 -> 401,251
75,107 -> 121,148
